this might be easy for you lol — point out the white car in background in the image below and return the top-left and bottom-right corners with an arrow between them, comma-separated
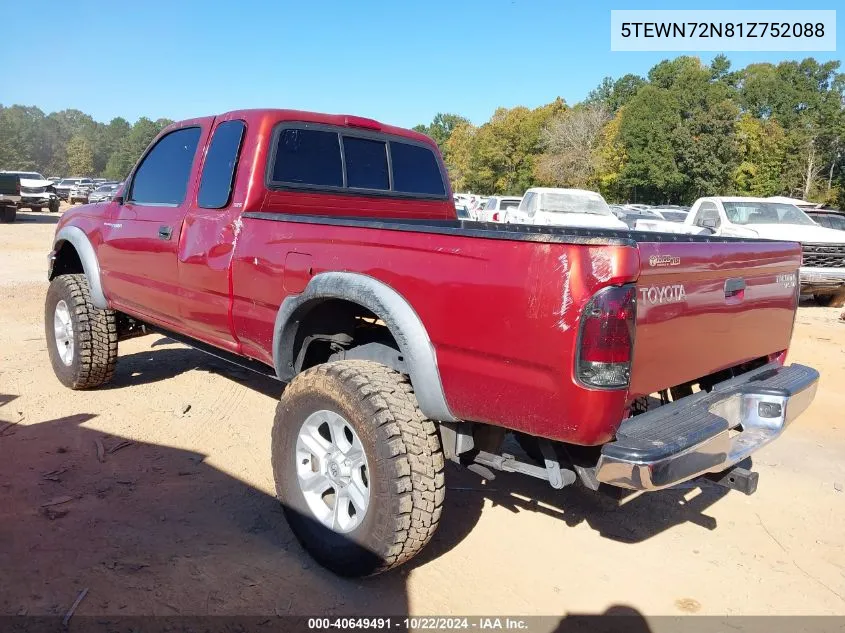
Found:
481,196 -> 522,222
507,188 -> 628,230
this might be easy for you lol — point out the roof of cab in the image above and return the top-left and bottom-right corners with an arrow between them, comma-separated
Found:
526,187 -> 605,196
208,109 -> 436,146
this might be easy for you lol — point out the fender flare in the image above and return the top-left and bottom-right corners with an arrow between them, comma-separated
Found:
273,272 -> 457,422
51,226 -> 108,309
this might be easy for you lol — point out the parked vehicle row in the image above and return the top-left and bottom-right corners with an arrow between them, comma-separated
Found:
0,170 -> 61,214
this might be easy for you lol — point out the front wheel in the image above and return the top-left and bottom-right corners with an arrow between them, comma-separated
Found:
45,274 -> 118,389
272,360 -> 445,577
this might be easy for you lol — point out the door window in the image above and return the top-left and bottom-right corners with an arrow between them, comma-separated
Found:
694,202 -> 721,229
129,127 -> 202,205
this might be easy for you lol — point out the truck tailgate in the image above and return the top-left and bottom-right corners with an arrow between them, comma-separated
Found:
629,240 -> 801,398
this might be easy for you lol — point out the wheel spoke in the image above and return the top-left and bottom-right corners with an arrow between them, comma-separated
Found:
300,473 -> 332,496
347,476 -> 368,514
326,412 -> 351,452
343,449 -> 366,468
298,427 -> 331,461
330,492 -> 342,530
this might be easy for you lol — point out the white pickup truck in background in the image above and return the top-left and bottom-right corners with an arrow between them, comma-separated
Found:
679,197 -> 845,306
506,188 -> 628,229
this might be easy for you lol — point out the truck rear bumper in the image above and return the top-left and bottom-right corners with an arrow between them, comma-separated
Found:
595,363 -> 819,491
800,266 -> 845,290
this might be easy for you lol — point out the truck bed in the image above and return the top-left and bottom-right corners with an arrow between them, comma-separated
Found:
235,212 -> 801,445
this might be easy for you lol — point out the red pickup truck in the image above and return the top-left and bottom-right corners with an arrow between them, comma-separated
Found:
45,109 -> 819,576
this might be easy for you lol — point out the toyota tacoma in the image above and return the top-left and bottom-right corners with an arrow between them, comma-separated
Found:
45,109 -> 819,576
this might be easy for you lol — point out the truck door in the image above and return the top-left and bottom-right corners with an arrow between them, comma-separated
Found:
178,118 -> 247,351
99,123 -> 207,328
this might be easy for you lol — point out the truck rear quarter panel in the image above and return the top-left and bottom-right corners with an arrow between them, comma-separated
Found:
231,220 -> 640,445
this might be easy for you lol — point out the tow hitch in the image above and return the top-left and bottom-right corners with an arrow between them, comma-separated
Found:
701,465 -> 759,496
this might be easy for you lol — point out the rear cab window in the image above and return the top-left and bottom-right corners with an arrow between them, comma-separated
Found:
267,123 -> 446,198
198,120 -> 246,209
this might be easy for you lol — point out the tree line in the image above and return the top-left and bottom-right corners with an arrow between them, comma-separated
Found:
0,106 -> 172,180
414,56 -> 845,207
2,55 -> 842,207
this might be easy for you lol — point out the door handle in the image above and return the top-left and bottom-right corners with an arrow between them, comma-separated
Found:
725,277 -> 746,299
158,225 -> 173,241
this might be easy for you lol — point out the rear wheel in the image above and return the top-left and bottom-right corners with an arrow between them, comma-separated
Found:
0,206 -> 16,223
272,360 -> 445,576
45,274 -> 118,389
30,206 -> 42,213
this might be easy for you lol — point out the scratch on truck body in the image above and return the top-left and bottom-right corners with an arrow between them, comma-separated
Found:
555,253 -> 572,331
589,247 -> 613,283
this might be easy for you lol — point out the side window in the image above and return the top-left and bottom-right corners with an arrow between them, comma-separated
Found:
129,127 -> 202,205
520,192 -> 534,213
198,120 -> 245,209
343,136 -> 389,190
272,129 -> 342,187
389,141 -> 446,196
694,202 -> 721,228
528,193 -> 539,216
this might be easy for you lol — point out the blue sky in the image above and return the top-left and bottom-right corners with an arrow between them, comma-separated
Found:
2,0 -> 841,128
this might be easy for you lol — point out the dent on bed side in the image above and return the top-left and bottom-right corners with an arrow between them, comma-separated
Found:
51,226 -> 108,309
272,271 -> 458,422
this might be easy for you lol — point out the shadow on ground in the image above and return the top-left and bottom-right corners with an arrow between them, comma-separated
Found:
0,339 -> 728,623
12,211 -> 62,225
0,411 -> 409,617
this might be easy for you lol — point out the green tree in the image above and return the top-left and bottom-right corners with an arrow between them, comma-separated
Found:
467,101 -> 565,194
732,114 -> 786,196
442,121 -> 477,192
413,113 -> 471,150
66,135 -> 94,175
586,74 -> 646,112
104,117 -> 169,180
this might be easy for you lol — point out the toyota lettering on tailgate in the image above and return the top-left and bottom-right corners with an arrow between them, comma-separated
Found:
639,284 -> 687,305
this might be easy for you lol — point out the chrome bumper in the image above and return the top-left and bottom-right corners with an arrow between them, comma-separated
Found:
596,363 -> 819,491
800,266 -> 845,287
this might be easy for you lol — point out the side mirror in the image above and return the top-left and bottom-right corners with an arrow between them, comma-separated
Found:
113,193 -> 124,205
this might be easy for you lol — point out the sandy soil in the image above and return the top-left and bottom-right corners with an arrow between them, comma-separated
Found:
1,206 -> 844,627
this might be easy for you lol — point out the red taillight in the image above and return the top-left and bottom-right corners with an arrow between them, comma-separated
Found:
16,179 -> 21,195
492,212 -> 499,221
576,285 -> 636,389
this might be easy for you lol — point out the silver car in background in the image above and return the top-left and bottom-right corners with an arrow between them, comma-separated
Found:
87,182 -> 122,203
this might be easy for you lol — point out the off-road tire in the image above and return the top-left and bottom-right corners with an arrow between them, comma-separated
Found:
0,206 -> 15,223
45,274 -> 118,389
30,206 -> 42,212
272,360 -> 445,577
48,199 -> 59,213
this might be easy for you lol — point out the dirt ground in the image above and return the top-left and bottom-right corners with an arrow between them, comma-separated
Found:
2,206 -> 845,627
